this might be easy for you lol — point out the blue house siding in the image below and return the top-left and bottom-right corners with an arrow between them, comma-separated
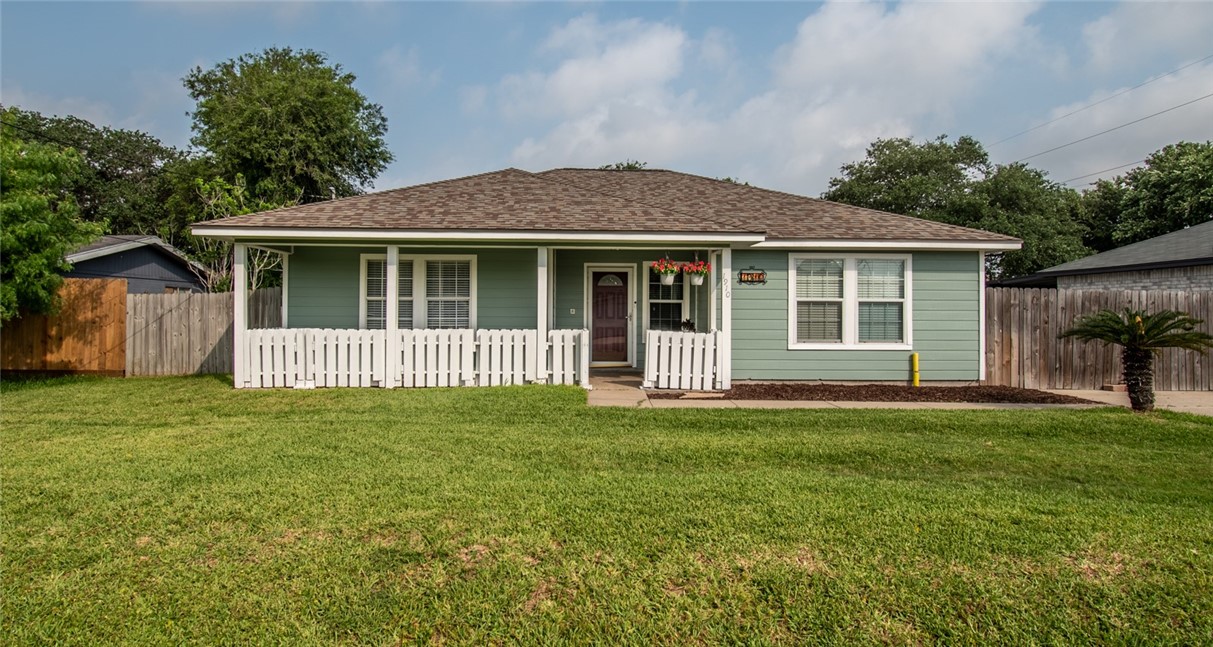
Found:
729,250 -> 981,382
65,246 -> 205,293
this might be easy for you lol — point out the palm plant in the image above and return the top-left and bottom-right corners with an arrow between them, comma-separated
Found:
1061,309 -> 1213,412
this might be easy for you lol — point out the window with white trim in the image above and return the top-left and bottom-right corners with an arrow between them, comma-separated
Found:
789,254 -> 911,349
361,255 -> 474,329
644,263 -> 688,331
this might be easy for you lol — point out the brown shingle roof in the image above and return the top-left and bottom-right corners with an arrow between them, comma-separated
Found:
194,168 -> 758,235
193,166 -> 1018,244
539,169 -> 1017,242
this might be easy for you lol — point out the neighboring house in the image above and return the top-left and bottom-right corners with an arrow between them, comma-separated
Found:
192,168 -> 1020,390
66,235 -> 207,294
999,220 -> 1213,290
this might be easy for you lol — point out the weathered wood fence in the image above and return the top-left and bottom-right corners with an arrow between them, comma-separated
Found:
0,278 -> 128,375
985,288 -> 1213,391
126,288 -> 281,376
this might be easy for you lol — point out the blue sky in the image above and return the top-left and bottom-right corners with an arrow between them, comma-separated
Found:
3,1 -> 1211,196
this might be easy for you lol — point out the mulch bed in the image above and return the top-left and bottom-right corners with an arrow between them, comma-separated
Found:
647,383 -> 1100,404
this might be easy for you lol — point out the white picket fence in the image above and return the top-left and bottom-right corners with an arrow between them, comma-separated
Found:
243,328 -> 588,389
643,330 -> 721,391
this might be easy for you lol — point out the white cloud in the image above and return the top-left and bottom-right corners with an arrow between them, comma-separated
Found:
1083,2 -> 1213,74
504,3 -> 1045,193
498,14 -> 687,120
377,45 -> 439,90
996,61 -> 1213,186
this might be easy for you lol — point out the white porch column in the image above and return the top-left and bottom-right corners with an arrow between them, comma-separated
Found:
233,243 -> 248,388
536,247 -> 549,383
385,246 -> 400,388
720,248 -> 733,389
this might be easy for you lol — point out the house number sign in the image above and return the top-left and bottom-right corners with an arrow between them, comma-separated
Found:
738,268 -> 767,285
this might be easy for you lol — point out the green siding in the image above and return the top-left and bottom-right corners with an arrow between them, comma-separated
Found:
287,246 -> 537,330
730,250 -> 980,381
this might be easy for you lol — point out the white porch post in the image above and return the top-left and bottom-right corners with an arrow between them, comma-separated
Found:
385,245 -> 400,388
233,243 -> 248,388
536,247 -> 549,383
978,251 -> 987,383
720,248 -> 733,389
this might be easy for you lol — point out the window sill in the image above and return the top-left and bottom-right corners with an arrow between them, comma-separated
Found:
788,342 -> 912,351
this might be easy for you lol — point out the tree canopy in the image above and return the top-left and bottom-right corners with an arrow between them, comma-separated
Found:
599,160 -> 648,171
184,47 -> 393,204
0,133 -> 103,322
1080,141 -> 1212,250
823,135 -> 1089,280
1,105 -> 183,244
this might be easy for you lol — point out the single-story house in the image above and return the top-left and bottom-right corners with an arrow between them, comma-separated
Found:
191,168 -> 1020,390
998,219 -> 1213,290
66,235 -> 208,294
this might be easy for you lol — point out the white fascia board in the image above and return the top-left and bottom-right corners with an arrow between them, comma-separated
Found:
752,239 -> 1022,251
190,227 -> 766,245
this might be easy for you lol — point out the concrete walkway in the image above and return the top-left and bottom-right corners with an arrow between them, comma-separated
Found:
1046,390 -> 1213,417
587,373 -> 1212,415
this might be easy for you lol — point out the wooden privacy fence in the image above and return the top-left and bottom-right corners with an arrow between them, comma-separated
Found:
126,288 -> 281,376
242,327 -> 589,389
1,278 -> 127,375
643,330 -> 721,390
985,288 -> 1213,391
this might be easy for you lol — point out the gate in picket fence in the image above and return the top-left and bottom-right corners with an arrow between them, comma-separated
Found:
643,330 -> 721,390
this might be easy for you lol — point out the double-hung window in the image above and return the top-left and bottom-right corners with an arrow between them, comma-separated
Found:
788,254 -> 910,349
643,262 -> 688,331
361,255 -> 475,329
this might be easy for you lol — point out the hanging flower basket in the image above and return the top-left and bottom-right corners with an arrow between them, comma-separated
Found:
651,258 -> 680,285
681,260 -> 711,286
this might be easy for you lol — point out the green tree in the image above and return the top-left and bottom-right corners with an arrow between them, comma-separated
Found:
599,160 -> 647,171
1061,309 -> 1213,412
1080,141 -> 1212,248
0,134 -> 103,322
184,47 -> 393,204
188,174 -> 290,292
823,135 -> 1089,280
823,135 -> 990,220
0,106 -> 184,243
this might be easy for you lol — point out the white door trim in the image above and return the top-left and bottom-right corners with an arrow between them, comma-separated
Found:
583,263 -> 636,367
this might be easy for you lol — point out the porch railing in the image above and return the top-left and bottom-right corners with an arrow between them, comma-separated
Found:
242,328 -> 589,389
643,330 -> 722,391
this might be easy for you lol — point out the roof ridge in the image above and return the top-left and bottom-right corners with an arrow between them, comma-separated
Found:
198,168 -> 537,227
649,169 -> 1020,241
535,169 -> 762,234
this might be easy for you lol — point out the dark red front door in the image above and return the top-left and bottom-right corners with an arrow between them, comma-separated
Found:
592,272 -> 628,362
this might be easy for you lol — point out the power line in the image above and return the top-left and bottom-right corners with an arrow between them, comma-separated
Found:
991,53 -> 1213,147
1061,160 -> 1146,185
1013,90 -> 1213,164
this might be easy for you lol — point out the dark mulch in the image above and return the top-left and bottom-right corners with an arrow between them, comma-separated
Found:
648,383 -> 1100,404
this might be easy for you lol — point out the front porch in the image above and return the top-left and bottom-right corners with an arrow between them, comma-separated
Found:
231,244 -> 734,390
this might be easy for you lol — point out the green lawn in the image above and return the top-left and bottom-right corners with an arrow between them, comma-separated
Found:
3,377 -> 1212,644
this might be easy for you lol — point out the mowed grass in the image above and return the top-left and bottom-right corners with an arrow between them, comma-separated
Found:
3,377 -> 1212,645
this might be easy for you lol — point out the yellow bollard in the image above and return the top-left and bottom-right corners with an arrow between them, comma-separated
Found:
910,352 -> 920,387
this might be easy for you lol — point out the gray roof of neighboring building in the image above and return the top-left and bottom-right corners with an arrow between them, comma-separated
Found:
1037,220 -> 1213,277
67,235 -> 207,274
